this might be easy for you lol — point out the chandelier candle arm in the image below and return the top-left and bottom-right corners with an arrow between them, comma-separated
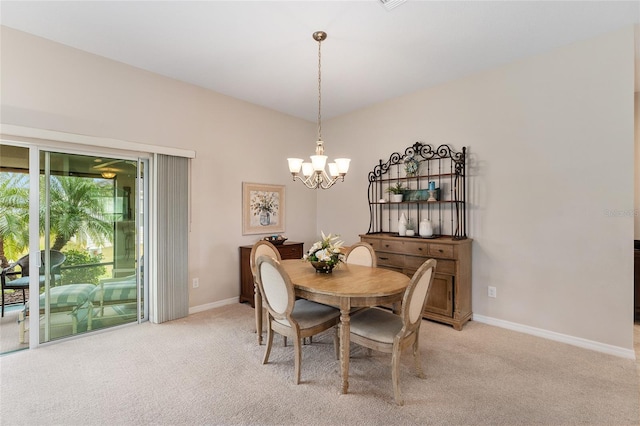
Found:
286,30 -> 351,190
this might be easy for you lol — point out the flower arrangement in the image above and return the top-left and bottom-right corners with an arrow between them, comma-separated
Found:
403,155 -> 420,177
303,231 -> 345,272
250,191 -> 279,215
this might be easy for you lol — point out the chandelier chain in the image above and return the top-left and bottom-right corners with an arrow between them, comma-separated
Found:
317,36 -> 322,141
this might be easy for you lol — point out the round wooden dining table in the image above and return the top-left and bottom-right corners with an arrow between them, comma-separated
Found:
279,259 -> 410,394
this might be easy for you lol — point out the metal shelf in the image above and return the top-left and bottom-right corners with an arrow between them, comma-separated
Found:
366,142 -> 467,239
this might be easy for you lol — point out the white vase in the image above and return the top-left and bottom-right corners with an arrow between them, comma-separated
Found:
419,219 -> 433,237
391,194 -> 403,202
398,213 -> 408,236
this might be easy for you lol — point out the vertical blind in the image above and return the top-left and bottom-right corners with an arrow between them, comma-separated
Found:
155,154 -> 189,322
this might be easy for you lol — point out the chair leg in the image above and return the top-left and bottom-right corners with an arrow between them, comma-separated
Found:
293,335 -> 302,384
18,309 -> 27,343
254,285 -> 263,345
262,319 -> 274,365
391,345 -> 404,406
1,290 -> 4,317
413,335 -> 425,379
333,327 -> 339,360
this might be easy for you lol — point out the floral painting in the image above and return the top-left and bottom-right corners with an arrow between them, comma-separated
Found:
242,182 -> 285,235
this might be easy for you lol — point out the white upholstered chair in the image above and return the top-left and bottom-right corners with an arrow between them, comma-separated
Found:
348,258 -> 437,405
250,240 -> 281,345
256,255 -> 340,384
344,242 -> 377,267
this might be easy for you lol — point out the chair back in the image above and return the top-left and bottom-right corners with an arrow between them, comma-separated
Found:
256,255 -> 294,320
345,242 -> 377,267
250,240 -> 281,278
43,250 -> 66,276
13,254 -> 30,276
400,258 -> 437,334
11,250 -> 65,277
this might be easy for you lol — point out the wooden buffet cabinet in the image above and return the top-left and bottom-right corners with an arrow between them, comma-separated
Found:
239,242 -> 304,306
363,142 -> 472,330
361,233 -> 472,330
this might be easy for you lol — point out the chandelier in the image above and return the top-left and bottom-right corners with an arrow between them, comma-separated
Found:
287,31 -> 350,190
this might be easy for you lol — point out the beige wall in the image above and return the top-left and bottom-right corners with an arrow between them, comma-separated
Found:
1,25 -> 636,351
0,26 -> 320,308
324,26 -> 636,350
633,92 -> 640,240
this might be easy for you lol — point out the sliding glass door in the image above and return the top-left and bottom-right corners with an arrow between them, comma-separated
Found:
38,150 -> 148,343
0,142 -> 148,350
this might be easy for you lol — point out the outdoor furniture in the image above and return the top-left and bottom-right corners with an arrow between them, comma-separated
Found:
18,283 -> 95,343
1,250 -> 66,317
87,275 -> 138,330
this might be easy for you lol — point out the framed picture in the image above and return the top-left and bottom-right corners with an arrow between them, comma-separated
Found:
242,182 -> 285,235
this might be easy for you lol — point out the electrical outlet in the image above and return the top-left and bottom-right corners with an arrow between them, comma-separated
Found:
192,278 -> 199,289
488,286 -> 496,298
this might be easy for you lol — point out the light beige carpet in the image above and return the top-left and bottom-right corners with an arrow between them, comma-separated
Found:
1,303 -> 638,425
0,308 -> 28,354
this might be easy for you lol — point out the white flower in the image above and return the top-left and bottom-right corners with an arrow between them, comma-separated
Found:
309,241 -> 322,253
316,248 -> 332,261
304,231 -> 346,266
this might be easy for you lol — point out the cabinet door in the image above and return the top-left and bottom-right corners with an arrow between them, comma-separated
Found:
423,273 -> 453,317
239,247 -> 255,306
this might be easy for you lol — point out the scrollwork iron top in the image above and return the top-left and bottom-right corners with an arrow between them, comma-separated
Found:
368,142 -> 465,182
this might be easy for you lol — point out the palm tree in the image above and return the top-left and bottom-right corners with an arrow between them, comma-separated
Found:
44,175 -> 114,251
0,173 -> 114,263
0,173 -> 29,267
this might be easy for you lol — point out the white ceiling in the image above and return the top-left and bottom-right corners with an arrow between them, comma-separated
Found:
1,1 -> 639,122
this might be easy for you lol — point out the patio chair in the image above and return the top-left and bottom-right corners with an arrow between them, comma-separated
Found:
87,274 -> 138,330
18,282 -> 95,343
1,250 -> 66,317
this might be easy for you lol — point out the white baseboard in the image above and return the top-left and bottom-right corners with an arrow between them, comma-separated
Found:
185,303 -> 636,359
189,297 -> 239,314
472,314 -> 635,360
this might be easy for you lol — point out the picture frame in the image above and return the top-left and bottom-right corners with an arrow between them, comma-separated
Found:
242,182 -> 285,235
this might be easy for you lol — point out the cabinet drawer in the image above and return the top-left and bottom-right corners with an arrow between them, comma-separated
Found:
436,259 -> 456,275
361,237 -> 380,250
429,244 -> 454,258
278,245 -> 303,260
405,257 -> 455,275
378,239 -> 406,253
376,252 -> 404,267
403,241 -> 429,257
405,255 -> 428,270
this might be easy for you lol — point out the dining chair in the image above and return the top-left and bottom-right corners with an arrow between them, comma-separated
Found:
344,242 -> 377,267
250,240 -> 281,345
1,250 -> 66,317
256,255 -> 340,384
347,258 -> 437,405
